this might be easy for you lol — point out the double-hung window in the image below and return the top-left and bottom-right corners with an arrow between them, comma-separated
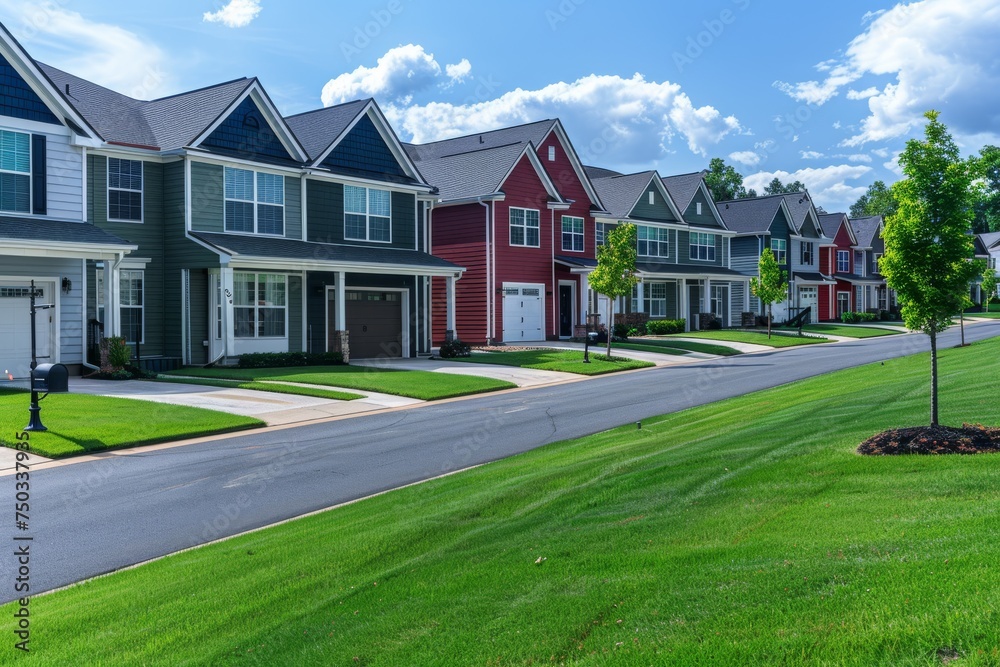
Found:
224,167 -> 284,235
561,216 -> 584,252
770,238 -> 787,264
854,250 -> 865,276
637,282 -> 667,318
837,250 -> 850,273
689,232 -> 716,261
637,225 -> 669,258
345,185 -> 391,242
595,222 -> 610,247
509,207 -> 540,247
108,158 -> 143,221
95,268 -> 144,343
0,129 -> 30,214
233,272 -> 286,338
800,241 -> 813,266
873,252 -> 883,274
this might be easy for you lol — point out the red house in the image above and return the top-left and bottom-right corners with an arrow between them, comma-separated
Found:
405,120 -> 606,344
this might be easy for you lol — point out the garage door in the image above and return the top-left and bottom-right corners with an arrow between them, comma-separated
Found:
345,290 -> 403,359
0,283 -> 53,381
798,286 -> 818,324
502,283 -> 544,342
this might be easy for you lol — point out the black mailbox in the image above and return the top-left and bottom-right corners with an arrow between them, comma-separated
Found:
32,363 -> 69,393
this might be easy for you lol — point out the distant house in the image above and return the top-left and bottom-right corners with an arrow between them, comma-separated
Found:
406,119 -> 606,344
848,216 -> 893,313
973,231 -> 1000,304
818,212 -> 859,319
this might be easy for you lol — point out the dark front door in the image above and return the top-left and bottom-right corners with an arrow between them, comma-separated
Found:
559,285 -> 573,338
345,290 -> 403,358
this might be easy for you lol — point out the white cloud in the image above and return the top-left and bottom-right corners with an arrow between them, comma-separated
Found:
0,0 -> 170,98
322,44 -> 457,105
846,153 -> 873,163
801,150 -> 825,159
203,0 -> 262,28
774,0 -> 1000,147
833,121 -> 842,130
872,147 -> 891,158
445,59 -> 472,85
884,150 -> 904,175
744,165 -> 873,212
366,69 -> 741,162
846,86 -> 880,100
729,151 -> 761,167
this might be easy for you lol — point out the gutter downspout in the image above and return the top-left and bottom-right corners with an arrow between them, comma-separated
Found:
479,199 -> 491,344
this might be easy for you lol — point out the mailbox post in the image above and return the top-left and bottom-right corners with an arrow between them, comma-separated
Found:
24,280 -> 61,432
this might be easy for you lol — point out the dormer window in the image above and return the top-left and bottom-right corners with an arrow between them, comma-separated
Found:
0,129 -> 31,214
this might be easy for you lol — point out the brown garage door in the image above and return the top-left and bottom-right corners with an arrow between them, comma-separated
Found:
346,290 -> 403,358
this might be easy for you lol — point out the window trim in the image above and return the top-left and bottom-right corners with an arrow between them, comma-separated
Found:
637,224 -> 670,258
854,250 -> 865,276
836,250 -> 850,273
800,241 -> 813,266
873,252 -> 882,274
547,145 -> 556,162
344,184 -> 392,244
95,267 -> 145,344
232,272 -> 288,340
107,157 -> 144,223
224,166 -> 285,237
561,215 -> 584,253
689,231 -> 717,262
509,206 -> 541,248
770,238 -> 787,264
0,128 -> 32,214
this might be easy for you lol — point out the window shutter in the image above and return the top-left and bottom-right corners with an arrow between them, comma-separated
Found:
31,134 -> 46,215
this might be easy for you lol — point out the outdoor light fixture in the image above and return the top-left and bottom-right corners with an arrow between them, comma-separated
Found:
62,276 -> 72,293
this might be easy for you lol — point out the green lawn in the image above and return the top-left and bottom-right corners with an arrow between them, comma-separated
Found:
0,390 -> 262,458
156,377 -> 364,402
801,324 -> 901,338
457,349 -> 654,375
621,338 -> 743,356
163,365 -> 514,400
668,329 -> 830,347
11,337 -> 1000,664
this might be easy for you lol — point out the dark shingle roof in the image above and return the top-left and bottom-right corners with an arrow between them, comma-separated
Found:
818,212 -> 849,239
402,119 -> 557,162
590,172 -> 659,219
0,217 -> 133,247
793,271 -> 836,284
39,62 -> 253,150
850,216 -> 883,247
637,262 -> 747,278
661,172 -> 706,213
410,142 -> 527,201
285,99 -> 369,161
191,232 -> 461,272
715,197 -> 785,234
978,231 -> 1000,251
781,192 -> 818,234
584,165 -> 623,179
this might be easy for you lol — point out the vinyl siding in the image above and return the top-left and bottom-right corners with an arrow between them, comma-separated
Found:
288,274 -> 303,352
677,229 -> 724,267
683,189 -> 724,229
188,269 -> 208,365
45,134 -> 83,220
730,236 -> 762,276
630,183 -> 677,222
285,175 -> 301,240
304,178 -> 416,250
190,162 -> 224,233
430,203 -> 487,344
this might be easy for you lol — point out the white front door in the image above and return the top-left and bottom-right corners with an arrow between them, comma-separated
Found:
0,282 -> 54,380
502,283 -> 544,342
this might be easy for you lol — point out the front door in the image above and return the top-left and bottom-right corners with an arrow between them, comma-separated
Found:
558,284 -> 573,338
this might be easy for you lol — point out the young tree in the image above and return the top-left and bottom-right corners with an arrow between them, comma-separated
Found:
704,157 -> 747,201
880,111 -> 979,427
749,247 -> 789,339
982,264 -> 998,312
589,223 -> 638,357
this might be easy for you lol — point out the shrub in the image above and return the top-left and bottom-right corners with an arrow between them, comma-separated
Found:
857,311 -> 878,322
840,311 -> 860,324
645,319 -> 686,335
439,339 -> 471,359
613,322 -> 632,340
237,351 -> 345,369
708,319 -> 723,330
106,337 -> 131,369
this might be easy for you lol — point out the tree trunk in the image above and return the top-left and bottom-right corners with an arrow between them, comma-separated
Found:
929,325 -> 939,427
960,312 -> 966,346
606,298 -> 613,358
767,304 -> 773,339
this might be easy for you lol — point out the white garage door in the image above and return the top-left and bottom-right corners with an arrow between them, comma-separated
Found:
799,286 -> 818,323
0,283 -> 53,381
502,283 -> 544,342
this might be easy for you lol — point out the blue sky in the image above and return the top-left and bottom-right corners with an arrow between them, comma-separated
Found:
3,0 -> 998,212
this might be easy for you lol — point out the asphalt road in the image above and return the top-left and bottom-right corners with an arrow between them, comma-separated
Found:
5,320 -> 1000,603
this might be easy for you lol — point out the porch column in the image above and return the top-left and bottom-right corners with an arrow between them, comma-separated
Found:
103,259 -> 119,337
636,281 -> 644,316
446,274 -> 457,341
580,272 -> 590,324
335,271 -> 346,331
743,279 -> 750,311
221,266 -> 235,359
679,280 -> 689,332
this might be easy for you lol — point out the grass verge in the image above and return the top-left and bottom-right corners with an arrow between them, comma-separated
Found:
10,336 -> 1000,664
155,377 -> 364,402
620,338 -> 742,356
801,324 -> 900,338
0,390 -> 262,458
457,349 -> 654,375
163,365 -> 515,401
668,329 -> 830,347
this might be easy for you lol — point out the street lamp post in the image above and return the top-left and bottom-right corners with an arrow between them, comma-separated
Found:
24,280 -> 54,432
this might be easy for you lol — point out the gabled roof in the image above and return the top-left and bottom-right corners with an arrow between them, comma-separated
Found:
584,165 -> 623,180
715,196 -> 789,235
410,142 -> 526,200
850,215 -> 883,248
781,191 -> 825,238
977,231 -> 1000,251
590,171 -> 682,222
285,99 -> 370,161
818,212 -> 858,245
404,119 -> 558,162
661,172 -> 705,213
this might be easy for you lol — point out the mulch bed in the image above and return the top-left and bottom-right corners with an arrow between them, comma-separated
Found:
858,424 -> 1000,455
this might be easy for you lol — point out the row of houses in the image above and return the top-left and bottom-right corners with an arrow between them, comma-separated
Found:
2,25 -> 996,377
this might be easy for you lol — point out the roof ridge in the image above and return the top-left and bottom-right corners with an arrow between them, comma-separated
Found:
428,141 -> 525,160
285,98 -> 371,120
408,119 -> 556,147
148,77 -> 254,104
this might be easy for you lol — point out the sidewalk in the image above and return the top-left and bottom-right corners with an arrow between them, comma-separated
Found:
352,357 -> 581,385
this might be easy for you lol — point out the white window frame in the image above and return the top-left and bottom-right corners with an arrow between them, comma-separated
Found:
547,145 -> 556,161
696,202 -> 703,216
837,250 -> 850,273
0,128 -> 31,214
637,224 -> 669,258
711,285 -> 726,319
800,241 -> 813,266
837,292 -> 850,317
648,191 -> 655,205
854,250 -> 865,276
561,215 -> 584,252
96,268 -> 144,343
595,222 -> 609,247
107,157 -> 143,223
689,232 -> 716,262
509,207 -> 540,247
344,184 -> 392,243
233,272 -> 288,339
770,238 -> 787,264
873,252 -> 882,274
224,166 -> 285,236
